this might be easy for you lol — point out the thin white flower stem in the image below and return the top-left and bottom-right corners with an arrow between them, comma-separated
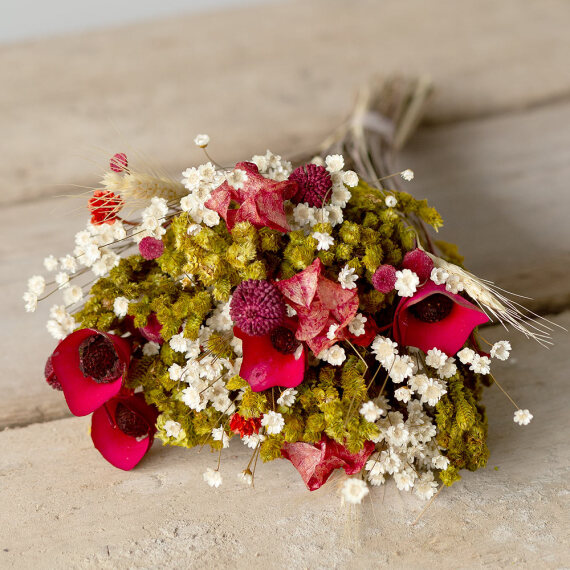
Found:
489,373 -> 520,410
412,484 -> 444,526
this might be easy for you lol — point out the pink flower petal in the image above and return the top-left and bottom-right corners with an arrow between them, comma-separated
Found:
51,329 -> 130,417
394,282 -> 489,355
282,436 -> 375,491
91,394 -> 157,471
234,325 -> 306,392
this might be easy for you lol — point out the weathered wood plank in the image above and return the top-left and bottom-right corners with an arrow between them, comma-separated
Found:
1,0 -> 570,204
1,312 -> 568,569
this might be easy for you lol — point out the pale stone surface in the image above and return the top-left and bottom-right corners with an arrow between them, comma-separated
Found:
1,313 -> 568,569
2,0 -> 570,204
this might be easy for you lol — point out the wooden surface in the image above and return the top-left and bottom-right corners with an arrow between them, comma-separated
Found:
1,1 -> 570,568
1,312 -> 568,568
2,0 -> 570,204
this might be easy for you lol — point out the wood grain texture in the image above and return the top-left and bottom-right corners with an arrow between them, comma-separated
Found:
1,312 -> 568,569
1,0 -> 570,204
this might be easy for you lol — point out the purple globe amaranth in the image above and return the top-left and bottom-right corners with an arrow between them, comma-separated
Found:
289,163 -> 332,207
230,279 -> 286,336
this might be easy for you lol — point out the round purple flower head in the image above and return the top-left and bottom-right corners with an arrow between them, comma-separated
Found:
372,264 -> 397,293
139,237 -> 164,260
289,163 -> 332,207
230,279 -> 285,336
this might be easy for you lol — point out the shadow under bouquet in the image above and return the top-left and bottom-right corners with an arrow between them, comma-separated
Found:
25,79 -> 550,504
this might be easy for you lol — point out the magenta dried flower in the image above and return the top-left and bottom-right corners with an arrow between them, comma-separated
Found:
230,279 -> 285,336
289,164 -> 332,207
372,264 -> 397,293
139,237 -> 165,260
402,249 -> 434,282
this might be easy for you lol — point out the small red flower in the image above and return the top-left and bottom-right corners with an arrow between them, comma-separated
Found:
88,190 -> 124,225
91,393 -> 158,470
229,413 -> 262,437
50,328 -> 131,416
282,435 -> 375,491
205,162 -> 297,233
393,282 -> 489,356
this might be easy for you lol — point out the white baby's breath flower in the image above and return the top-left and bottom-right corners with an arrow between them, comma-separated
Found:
325,154 -> 344,172
371,336 -> 398,367
425,348 -> 448,369
389,355 -> 414,383
394,386 -> 412,403
203,468 -> 222,488
457,347 -> 475,365
27,275 -> 46,296
514,409 -> 533,426
261,411 -> 285,435
23,291 -> 38,313
394,469 -> 416,492
445,274 -> 464,294
63,285 -> 83,306
342,170 -> 358,187
341,478 -> 369,505
326,324 -> 339,340
238,470 -> 253,486
60,255 -> 77,273
414,472 -> 438,500
408,373 -> 429,394
430,267 -> 449,286
420,378 -> 447,406
359,401 -> 383,423
469,354 -> 491,375
312,231 -> 334,251
437,357 -> 457,379
348,314 -> 367,336
400,169 -> 414,181
321,345 -> 346,366
226,168 -> 248,190
202,209 -> 220,227
164,420 -> 183,438
43,255 -> 58,272
490,340 -> 511,361
242,433 -> 265,449
338,264 -> 358,290
181,386 -> 206,411
46,319 -> 66,339
432,455 -> 450,470
385,195 -> 397,208
169,333 -> 189,353
386,423 -> 410,447
168,363 -> 184,381
194,133 -> 210,148
142,341 -> 160,356
113,296 -> 129,318
277,388 -> 298,407
394,269 -> 419,297
212,426 -> 230,448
